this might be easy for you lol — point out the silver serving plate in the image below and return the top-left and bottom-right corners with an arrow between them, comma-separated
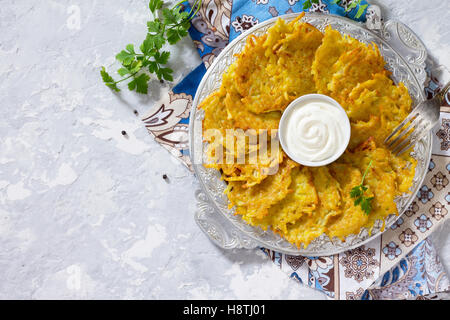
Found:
189,10 -> 432,256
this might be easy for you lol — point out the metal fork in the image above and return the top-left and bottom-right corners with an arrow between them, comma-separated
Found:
384,81 -> 450,156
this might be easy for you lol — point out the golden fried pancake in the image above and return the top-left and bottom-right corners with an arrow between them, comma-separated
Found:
346,72 -> 412,148
327,45 -> 386,103
233,14 -> 323,114
327,163 -> 369,239
312,26 -> 359,96
257,166 -> 318,234
200,90 -> 231,135
312,26 -> 386,104
222,65 -> 282,131
225,159 -> 298,220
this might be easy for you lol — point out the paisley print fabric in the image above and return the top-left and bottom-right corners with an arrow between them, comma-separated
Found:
140,0 -> 450,299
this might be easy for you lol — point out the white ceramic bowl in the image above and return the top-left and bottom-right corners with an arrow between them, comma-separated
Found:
278,94 -> 351,167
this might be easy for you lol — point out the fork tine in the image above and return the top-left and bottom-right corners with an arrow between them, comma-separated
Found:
395,139 -> 416,156
395,126 -> 429,156
385,81 -> 445,156
392,134 -> 412,155
387,116 -> 423,149
391,118 -> 426,154
393,118 -> 431,156
386,119 -> 414,148
384,110 -> 419,144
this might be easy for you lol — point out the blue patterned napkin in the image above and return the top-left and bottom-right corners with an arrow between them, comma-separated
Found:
141,0 -> 450,299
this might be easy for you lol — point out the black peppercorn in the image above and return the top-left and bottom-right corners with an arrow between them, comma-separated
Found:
121,130 -> 127,136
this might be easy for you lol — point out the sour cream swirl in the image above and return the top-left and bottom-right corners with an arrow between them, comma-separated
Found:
280,95 -> 350,165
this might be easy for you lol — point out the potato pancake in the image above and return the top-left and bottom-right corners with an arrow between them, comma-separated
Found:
233,14 -> 323,114
312,26 -> 386,105
225,159 -> 298,220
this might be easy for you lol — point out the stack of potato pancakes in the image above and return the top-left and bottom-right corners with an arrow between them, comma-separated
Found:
199,13 -> 416,248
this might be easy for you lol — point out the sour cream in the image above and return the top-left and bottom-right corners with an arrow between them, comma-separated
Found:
279,94 -> 350,167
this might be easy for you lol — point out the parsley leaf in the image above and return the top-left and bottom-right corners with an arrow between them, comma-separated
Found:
146,33 -> 166,50
349,186 -> 363,199
147,20 -> 162,33
149,0 -> 163,14
360,196 -> 374,215
101,0 -> 202,94
100,67 -> 120,92
350,160 -> 374,215
128,73 -> 151,94
147,61 -> 158,73
117,67 -> 130,77
154,51 -> 170,64
159,67 -> 173,81
167,27 -> 186,44
116,47 -> 135,66
162,8 -> 178,25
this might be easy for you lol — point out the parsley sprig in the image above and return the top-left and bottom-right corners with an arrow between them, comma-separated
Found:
101,0 -> 202,94
350,160 -> 374,215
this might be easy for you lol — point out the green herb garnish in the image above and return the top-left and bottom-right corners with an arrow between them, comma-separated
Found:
101,0 -> 201,94
350,160 -> 374,215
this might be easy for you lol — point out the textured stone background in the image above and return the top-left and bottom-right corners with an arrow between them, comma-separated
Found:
0,0 -> 448,299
